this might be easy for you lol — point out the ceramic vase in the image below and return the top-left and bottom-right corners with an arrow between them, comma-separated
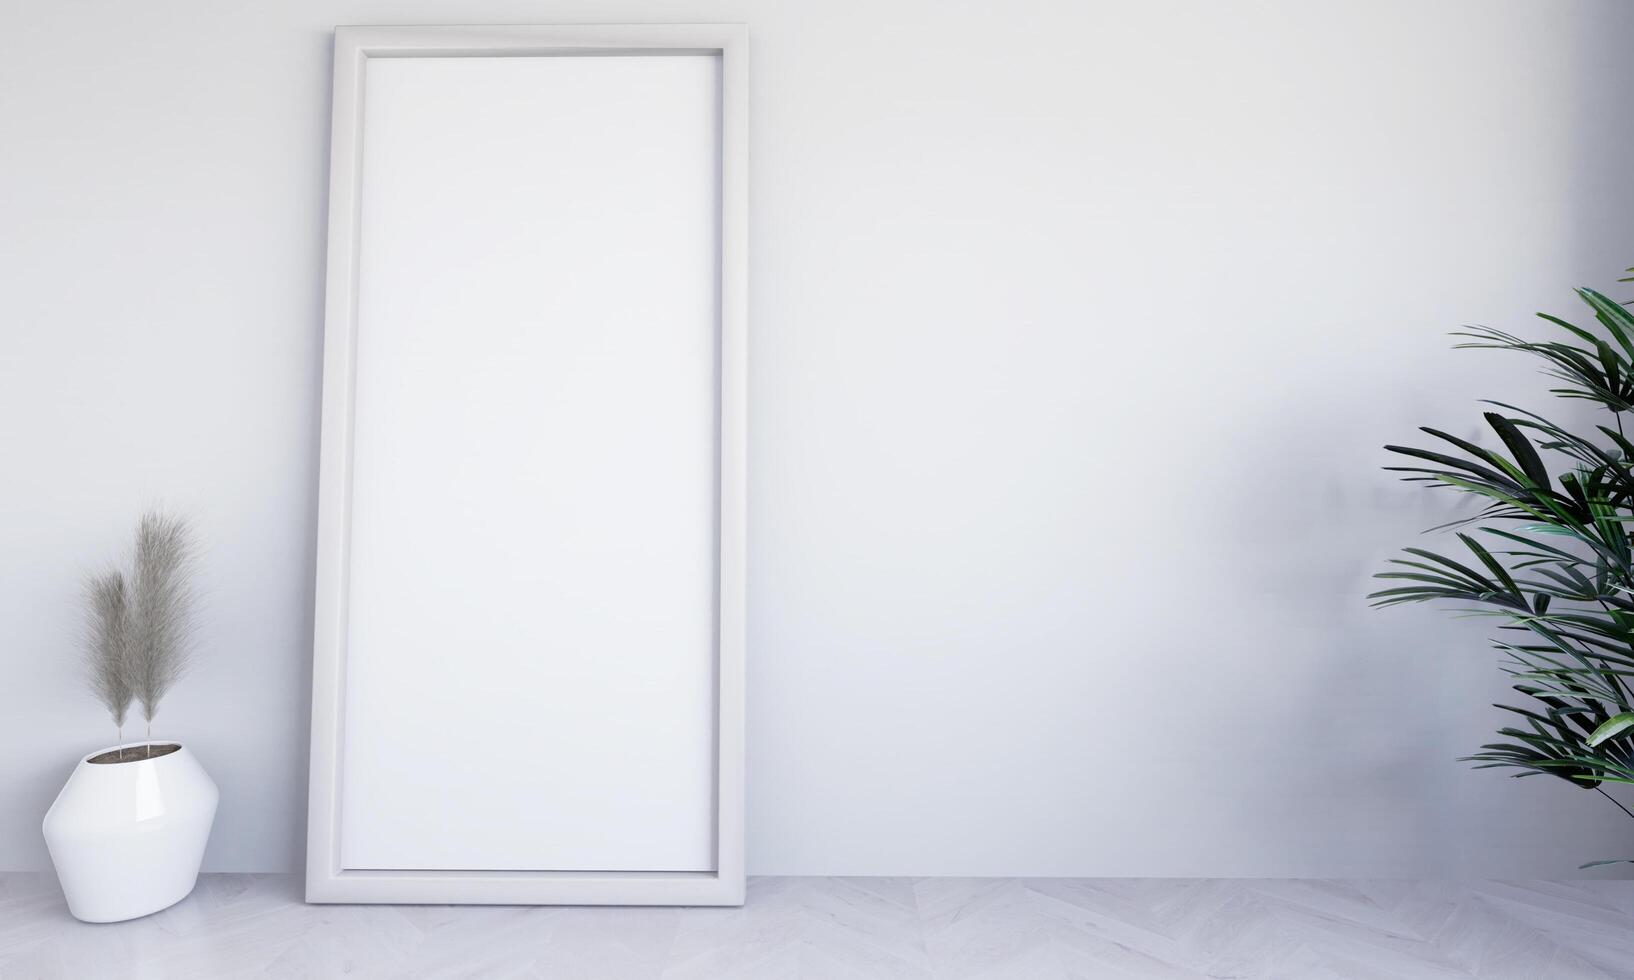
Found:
42,741 -> 218,923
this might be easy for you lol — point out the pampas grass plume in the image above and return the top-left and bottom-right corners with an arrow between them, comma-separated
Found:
128,510 -> 198,725
79,508 -> 200,748
82,570 -> 134,731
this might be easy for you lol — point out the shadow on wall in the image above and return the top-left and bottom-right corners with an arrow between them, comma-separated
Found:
1569,2 -> 1634,279
1178,3 -> 1634,878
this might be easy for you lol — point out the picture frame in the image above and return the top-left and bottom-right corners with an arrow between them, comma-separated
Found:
304,24 -> 747,906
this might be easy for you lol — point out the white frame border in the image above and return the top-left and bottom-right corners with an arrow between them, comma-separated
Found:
305,24 -> 747,907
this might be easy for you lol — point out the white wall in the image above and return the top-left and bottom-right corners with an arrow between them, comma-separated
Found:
4,0 -> 1634,876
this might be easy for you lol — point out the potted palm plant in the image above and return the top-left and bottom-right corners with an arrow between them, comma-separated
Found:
42,510 -> 218,922
1374,271 -> 1634,868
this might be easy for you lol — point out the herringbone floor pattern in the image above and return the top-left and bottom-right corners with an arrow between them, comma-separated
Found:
2,873 -> 1632,979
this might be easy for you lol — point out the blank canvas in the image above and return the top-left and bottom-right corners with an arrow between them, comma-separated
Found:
336,53 -> 721,873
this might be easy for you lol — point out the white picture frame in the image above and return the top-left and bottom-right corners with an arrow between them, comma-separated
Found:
305,24 -> 746,906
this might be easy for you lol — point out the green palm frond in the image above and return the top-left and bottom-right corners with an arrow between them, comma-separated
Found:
1375,278 -> 1634,860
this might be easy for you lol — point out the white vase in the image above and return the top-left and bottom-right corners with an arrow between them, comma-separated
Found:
42,740 -> 218,923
